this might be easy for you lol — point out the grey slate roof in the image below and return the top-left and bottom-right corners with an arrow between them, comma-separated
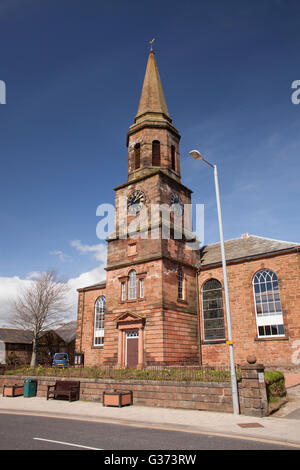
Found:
77,280 -> 106,291
0,328 -> 33,344
0,321 -> 77,345
55,321 -> 77,343
200,234 -> 299,267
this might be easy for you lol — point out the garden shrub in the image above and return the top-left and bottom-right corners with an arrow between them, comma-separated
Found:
264,371 -> 286,404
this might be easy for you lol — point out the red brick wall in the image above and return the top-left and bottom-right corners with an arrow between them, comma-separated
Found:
76,251 -> 300,370
127,127 -> 181,183
198,251 -> 300,368
75,285 -> 106,366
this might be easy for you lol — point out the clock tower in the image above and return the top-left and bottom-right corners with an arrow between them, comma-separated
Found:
102,48 -> 200,367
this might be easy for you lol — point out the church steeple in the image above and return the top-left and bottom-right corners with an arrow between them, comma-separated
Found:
135,49 -> 170,123
127,47 -> 181,183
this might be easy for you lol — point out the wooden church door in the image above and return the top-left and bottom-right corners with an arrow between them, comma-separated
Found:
126,330 -> 139,368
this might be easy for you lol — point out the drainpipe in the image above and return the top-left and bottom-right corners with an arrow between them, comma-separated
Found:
196,268 -> 202,365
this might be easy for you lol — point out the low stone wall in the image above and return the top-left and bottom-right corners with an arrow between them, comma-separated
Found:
0,375 -> 236,412
0,363 -> 270,416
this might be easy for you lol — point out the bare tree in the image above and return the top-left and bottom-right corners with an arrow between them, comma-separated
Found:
11,271 -> 71,367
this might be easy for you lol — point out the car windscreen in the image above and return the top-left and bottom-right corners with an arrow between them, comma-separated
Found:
54,354 -> 68,360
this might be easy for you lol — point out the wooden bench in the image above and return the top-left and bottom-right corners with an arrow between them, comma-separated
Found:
47,380 -> 80,402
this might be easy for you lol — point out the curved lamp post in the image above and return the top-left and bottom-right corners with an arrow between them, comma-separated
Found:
189,149 -> 240,415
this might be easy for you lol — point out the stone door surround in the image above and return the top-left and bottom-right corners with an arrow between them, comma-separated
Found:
116,312 -> 145,368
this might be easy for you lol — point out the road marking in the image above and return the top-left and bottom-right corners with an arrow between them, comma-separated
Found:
33,437 -> 103,450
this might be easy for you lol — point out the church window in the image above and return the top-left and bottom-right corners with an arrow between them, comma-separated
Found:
134,143 -> 140,170
253,269 -> 285,337
128,269 -> 137,299
94,296 -> 105,346
121,282 -> 126,301
152,140 -> 161,166
139,278 -> 144,298
171,145 -> 176,170
178,269 -> 184,300
202,279 -> 225,341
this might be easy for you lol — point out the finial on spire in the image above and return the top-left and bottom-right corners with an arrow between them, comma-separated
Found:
149,38 -> 155,51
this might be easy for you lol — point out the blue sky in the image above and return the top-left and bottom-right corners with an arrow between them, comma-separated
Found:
0,0 -> 300,324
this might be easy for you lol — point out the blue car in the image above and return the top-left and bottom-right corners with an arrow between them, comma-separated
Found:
52,352 -> 69,368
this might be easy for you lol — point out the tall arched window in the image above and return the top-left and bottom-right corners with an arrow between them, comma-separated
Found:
171,145 -> 176,171
128,270 -> 137,299
152,140 -> 161,166
253,269 -> 285,337
134,143 -> 140,170
94,296 -> 105,346
177,269 -> 184,300
202,279 -> 225,341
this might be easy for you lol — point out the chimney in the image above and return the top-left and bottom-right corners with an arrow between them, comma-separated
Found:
241,233 -> 250,239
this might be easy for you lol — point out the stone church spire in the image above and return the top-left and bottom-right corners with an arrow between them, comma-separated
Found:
127,47 -> 181,182
135,48 -> 170,123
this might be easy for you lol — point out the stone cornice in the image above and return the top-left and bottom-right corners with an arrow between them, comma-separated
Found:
105,253 -> 198,272
114,169 -> 192,194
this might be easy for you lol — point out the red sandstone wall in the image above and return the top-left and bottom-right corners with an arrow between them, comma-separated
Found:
75,286 -> 106,366
198,252 -> 300,368
0,375 -> 235,413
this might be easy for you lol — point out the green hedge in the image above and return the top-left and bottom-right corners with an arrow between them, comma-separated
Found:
264,371 -> 286,404
4,365 -> 240,383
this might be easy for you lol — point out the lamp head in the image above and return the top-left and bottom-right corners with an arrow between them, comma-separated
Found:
189,149 -> 204,161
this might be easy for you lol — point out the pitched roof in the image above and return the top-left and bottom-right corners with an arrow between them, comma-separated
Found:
0,321 -> 77,345
77,280 -> 106,292
135,50 -> 170,120
55,321 -> 77,343
200,234 -> 299,267
0,328 -> 33,344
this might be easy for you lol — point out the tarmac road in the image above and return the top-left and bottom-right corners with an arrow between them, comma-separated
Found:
0,413 -> 295,451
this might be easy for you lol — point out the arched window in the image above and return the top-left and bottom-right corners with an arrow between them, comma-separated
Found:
152,140 -> 161,166
202,279 -> 225,341
94,296 -> 105,346
171,145 -> 176,171
178,269 -> 184,300
128,270 -> 137,299
134,143 -> 140,170
253,269 -> 285,337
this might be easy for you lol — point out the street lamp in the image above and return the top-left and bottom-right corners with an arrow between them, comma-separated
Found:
189,149 -> 240,415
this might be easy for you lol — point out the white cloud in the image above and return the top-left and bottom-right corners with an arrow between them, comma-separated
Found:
0,240 -> 108,327
0,276 -> 33,327
50,250 -> 72,262
0,264 -> 107,327
70,239 -> 107,263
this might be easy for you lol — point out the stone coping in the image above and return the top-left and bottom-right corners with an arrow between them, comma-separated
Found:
0,374 -> 232,387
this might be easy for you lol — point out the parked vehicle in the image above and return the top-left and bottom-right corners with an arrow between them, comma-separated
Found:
52,352 -> 69,368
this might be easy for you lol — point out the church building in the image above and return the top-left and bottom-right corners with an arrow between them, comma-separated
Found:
75,49 -> 300,371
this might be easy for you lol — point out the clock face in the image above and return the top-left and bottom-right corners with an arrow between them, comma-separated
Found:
127,190 -> 146,214
169,192 -> 183,215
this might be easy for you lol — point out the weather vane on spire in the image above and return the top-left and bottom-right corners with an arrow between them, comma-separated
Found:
149,38 -> 155,51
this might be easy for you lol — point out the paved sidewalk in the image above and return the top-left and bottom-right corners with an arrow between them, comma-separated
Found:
285,373 -> 300,389
0,396 -> 300,448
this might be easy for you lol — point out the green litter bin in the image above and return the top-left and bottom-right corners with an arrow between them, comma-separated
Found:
24,378 -> 37,398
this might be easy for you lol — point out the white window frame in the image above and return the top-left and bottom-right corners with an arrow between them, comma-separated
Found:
139,278 -> 144,298
94,296 -> 105,346
178,270 -> 184,300
252,269 -> 285,338
121,281 -> 126,301
128,270 -> 137,300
